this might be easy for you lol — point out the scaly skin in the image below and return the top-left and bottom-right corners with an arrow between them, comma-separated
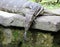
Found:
24,6 -> 44,42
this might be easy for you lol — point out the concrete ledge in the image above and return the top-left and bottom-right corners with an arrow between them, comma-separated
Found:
0,11 -> 60,31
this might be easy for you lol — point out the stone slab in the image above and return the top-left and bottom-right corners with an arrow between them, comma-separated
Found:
0,11 -> 60,31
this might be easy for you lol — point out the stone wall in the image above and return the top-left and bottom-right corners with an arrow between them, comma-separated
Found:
0,11 -> 60,47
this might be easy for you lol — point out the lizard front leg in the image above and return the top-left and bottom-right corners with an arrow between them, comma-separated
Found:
23,14 -> 33,42
23,7 -> 44,42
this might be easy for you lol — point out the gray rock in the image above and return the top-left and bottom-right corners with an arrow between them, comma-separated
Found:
43,9 -> 60,16
34,16 -> 60,31
0,11 -> 25,27
0,11 -> 60,31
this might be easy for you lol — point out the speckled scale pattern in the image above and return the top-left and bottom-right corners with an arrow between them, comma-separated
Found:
0,0 -> 42,15
0,0 -> 27,12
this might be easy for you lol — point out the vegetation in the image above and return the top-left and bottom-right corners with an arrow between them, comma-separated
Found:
29,0 -> 60,9
0,26 -> 60,47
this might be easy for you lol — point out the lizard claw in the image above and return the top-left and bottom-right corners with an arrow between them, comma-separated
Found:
23,31 -> 28,42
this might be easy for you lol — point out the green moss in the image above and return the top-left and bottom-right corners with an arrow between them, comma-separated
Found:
0,26 -> 60,47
